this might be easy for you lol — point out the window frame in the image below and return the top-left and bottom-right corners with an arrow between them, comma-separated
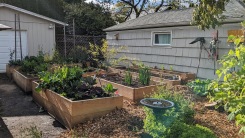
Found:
151,31 -> 172,46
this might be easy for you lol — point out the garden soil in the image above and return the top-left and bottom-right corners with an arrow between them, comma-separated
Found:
0,73 -> 65,138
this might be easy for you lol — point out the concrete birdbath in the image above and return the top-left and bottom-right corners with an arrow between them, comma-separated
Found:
140,98 -> 174,110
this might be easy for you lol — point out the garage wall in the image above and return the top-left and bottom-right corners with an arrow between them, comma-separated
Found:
106,23 -> 241,79
0,31 -> 27,72
0,7 -> 56,56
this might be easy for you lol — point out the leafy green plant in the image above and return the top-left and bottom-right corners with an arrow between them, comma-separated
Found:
170,65 -> 173,71
8,49 -> 23,66
161,64 -> 165,70
20,55 -> 47,75
143,86 -> 194,138
187,79 -> 211,96
124,70 -> 132,86
166,121 -> 216,138
208,21 -> 245,134
102,83 -> 117,95
36,66 -> 112,100
139,65 -> 150,85
68,45 -> 89,63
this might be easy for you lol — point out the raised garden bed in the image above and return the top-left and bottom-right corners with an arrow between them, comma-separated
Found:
110,66 -> 195,83
32,81 -> 123,129
108,67 -> 181,86
12,69 -> 38,93
96,74 -> 159,102
6,64 -> 13,78
48,64 -> 106,78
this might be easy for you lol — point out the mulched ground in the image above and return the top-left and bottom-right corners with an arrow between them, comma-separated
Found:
60,86 -> 245,138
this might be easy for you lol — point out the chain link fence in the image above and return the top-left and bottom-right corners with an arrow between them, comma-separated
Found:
56,34 -> 106,57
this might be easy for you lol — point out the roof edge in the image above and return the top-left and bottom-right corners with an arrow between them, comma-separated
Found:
0,3 -> 68,26
104,17 -> 244,32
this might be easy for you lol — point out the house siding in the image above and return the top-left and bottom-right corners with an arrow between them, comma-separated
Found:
106,23 -> 241,79
0,7 -> 56,56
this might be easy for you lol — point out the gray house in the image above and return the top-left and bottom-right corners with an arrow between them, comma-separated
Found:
104,1 -> 245,79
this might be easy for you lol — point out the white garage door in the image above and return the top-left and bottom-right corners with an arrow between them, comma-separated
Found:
0,30 -> 27,73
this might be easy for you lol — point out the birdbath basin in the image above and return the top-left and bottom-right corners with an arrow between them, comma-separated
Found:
140,98 -> 174,109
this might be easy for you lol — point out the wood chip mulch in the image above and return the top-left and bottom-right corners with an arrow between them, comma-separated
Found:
60,86 -> 245,138
60,100 -> 146,138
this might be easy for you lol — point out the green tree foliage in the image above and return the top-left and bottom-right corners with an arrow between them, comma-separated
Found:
64,1 -> 116,35
109,0 -> 196,22
0,0 -> 65,21
192,0 -> 245,30
191,0 -> 229,30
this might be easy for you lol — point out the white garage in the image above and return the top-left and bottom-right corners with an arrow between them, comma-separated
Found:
0,30 -> 27,72
0,3 -> 67,73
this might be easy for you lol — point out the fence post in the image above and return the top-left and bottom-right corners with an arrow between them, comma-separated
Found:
63,25 -> 67,57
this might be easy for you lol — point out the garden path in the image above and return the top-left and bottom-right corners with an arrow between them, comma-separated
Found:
0,74 -> 65,138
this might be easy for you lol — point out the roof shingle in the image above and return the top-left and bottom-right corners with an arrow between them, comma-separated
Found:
104,0 -> 245,32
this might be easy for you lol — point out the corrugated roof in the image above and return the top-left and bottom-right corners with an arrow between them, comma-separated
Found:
0,24 -> 11,31
104,0 -> 245,32
0,3 -> 68,26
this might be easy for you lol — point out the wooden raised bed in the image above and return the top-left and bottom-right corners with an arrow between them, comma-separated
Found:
12,69 -> 38,93
6,64 -> 19,79
32,81 -> 123,129
97,78 -> 159,102
82,69 -> 106,77
108,67 -> 181,86
110,66 -> 195,83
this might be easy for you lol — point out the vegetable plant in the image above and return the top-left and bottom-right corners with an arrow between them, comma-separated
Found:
170,65 -> 173,71
20,55 -> 47,75
161,64 -> 165,70
36,66 -> 112,101
8,49 -> 24,66
124,70 -> 132,86
208,21 -> 245,134
187,79 -> 211,96
139,65 -> 150,85
102,83 -> 117,95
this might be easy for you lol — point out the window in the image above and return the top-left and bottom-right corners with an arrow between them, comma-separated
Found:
152,32 -> 171,46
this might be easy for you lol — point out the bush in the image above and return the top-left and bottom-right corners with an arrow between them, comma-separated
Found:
166,121 -> 216,138
143,87 -> 194,138
208,21 -> 245,134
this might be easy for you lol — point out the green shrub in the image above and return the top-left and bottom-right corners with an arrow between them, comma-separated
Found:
124,70 -> 132,86
139,65 -> 150,86
143,87 -> 194,138
208,21 -> 245,134
67,46 -> 89,63
166,121 -> 216,138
